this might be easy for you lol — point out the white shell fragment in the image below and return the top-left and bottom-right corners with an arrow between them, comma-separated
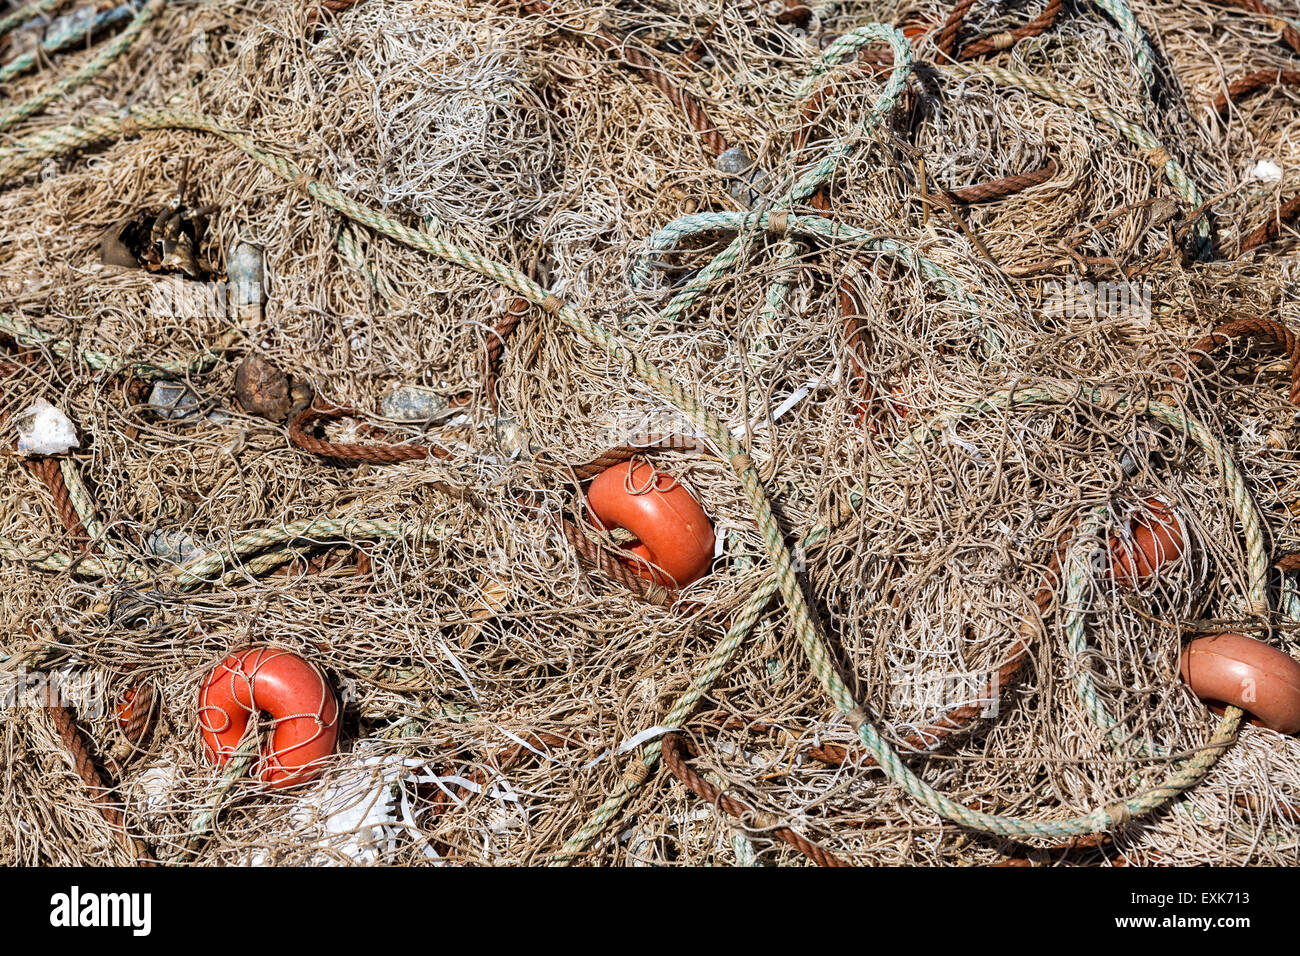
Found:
15,399 -> 79,456
1247,160 -> 1283,183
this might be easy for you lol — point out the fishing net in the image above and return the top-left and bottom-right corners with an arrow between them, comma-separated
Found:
1,0 -> 1299,866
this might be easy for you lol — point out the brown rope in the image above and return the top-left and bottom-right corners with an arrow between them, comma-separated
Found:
559,516 -> 670,603
289,400 -> 452,463
483,296 -> 530,405
45,701 -> 153,864
559,434 -> 710,482
938,0 -> 1063,61
948,160 -> 1059,203
1241,193 -> 1300,252
1213,68 -> 1300,114
1207,0 -> 1300,58
306,0 -> 368,24
661,732 -> 849,866
1170,317 -> 1300,404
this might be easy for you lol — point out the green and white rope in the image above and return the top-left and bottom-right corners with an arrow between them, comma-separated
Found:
943,61 -> 1210,252
0,311 -> 223,380
632,210 -> 999,356
0,0 -> 70,39
0,0 -> 166,134
1091,0 -> 1156,89
643,26 -> 913,361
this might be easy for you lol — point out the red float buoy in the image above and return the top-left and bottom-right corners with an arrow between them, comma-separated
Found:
1108,496 -> 1186,587
587,461 -> 715,588
198,647 -> 340,787
1180,633 -> 1300,735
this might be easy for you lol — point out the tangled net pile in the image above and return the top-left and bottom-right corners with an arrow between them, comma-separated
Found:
1,0 -> 1299,866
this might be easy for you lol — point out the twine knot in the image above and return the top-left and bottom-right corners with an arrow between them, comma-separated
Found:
992,31 -> 1015,51
1104,801 -> 1133,828
1143,146 -> 1172,169
540,293 -> 564,315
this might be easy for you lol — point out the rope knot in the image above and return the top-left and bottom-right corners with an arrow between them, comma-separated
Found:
642,582 -> 671,606
1104,801 -> 1133,829
1143,146 -> 1172,169
623,760 -> 652,787
992,31 -> 1015,50
767,210 -> 789,236
845,705 -> 869,731
540,293 -> 564,315
729,452 -> 754,473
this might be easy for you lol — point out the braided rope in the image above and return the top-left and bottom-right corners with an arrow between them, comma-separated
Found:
1242,194 -> 1300,252
0,0 -> 166,134
938,0 -> 1064,62
1207,0 -> 1300,57
0,0 -> 70,37
1213,68 -> 1300,115
661,733 -> 848,866
170,733 -> 259,863
0,311 -> 222,380
944,62 -> 1211,248
1091,0 -> 1156,88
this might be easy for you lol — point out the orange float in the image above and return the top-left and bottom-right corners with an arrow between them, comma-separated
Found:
198,647 -> 340,787
1107,497 -> 1186,587
115,684 -> 155,744
587,461 -> 715,588
1180,633 -> 1300,735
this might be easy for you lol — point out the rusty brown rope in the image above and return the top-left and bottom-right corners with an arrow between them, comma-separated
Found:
1172,317 -> 1300,404
289,400 -> 453,463
661,732 -> 849,866
1207,0 -> 1300,58
1213,68 -> 1300,114
558,434 -> 710,482
45,701 -> 154,864
521,0 -> 727,156
1276,552 -> 1300,572
11,419 -> 155,863
1241,193 -> 1300,252
306,0 -> 368,24
938,0 -> 1063,61
801,549 -> 1060,769
948,160 -> 1059,203
560,517 -> 671,603
484,295 -> 530,405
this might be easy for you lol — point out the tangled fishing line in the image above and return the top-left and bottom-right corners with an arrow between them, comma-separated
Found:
0,0 -> 1299,866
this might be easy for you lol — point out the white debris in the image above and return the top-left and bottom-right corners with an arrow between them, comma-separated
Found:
1247,160 -> 1283,183
15,399 -> 79,456
256,743 -> 433,865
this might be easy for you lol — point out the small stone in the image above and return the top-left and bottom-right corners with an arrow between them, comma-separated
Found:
234,354 -> 292,421
378,385 -> 454,424
715,146 -> 769,209
146,528 -> 206,565
148,382 -> 203,421
494,417 -> 532,458
226,240 -> 265,324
